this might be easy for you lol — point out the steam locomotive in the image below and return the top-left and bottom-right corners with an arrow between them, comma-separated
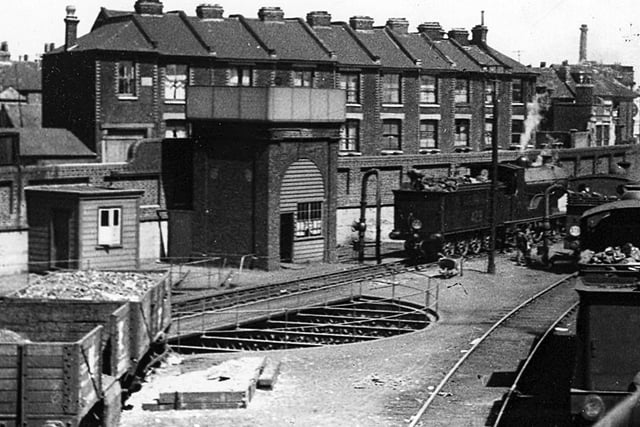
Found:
389,160 -> 568,260
569,186 -> 640,425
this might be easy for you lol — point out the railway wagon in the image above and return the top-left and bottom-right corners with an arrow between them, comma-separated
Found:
0,270 -> 172,426
0,324 -> 104,427
2,271 -> 172,379
389,162 -> 566,259
569,195 -> 640,425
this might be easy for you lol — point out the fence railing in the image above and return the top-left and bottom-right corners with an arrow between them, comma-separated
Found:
170,274 -> 439,340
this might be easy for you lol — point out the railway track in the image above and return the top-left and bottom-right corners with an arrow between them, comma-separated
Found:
408,273 -> 578,427
171,260 -> 419,318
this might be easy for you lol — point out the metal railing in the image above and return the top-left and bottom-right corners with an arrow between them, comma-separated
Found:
170,272 -> 439,340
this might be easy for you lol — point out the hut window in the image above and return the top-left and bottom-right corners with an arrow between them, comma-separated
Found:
295,202 -> 322,238
117,61 -> 137,97
98,207 -> 122,246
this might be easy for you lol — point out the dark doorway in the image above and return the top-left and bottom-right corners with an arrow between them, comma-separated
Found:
280,213 -> 294,262
51,209 -> 71,269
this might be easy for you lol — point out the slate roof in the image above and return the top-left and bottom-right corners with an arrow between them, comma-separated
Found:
189,17 -> 272,60
350,28 -> 415,69
387,33 -> 452,71
50,6 -> 532,73
428,39 -> 483,73
483,46 -> 534,74
239,18 -> 333,62
0,61 -> 41,92
0,128 -> 95,157
312,24 -> 379,67
0,104 -> 42,128
536,65 -> 638,101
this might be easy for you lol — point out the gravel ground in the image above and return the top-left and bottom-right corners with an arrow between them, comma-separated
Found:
120,253 -> 571,427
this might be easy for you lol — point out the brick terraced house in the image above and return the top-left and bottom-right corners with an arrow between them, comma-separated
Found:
39,1 -> 638,270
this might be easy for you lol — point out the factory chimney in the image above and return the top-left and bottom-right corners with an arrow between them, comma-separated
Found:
579,24 -> 588,63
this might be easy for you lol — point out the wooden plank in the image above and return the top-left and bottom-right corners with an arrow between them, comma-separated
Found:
0,346 -> 18,356
257,359 -> 281,390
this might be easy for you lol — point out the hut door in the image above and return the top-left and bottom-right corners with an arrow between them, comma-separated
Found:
51,209 -> 71,269
280,213 -> 294,262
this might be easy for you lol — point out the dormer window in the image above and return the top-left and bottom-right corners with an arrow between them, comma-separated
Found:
117,61 -> 137,97
164,64 -> 188,102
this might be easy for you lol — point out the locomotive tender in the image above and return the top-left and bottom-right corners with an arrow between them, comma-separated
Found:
570,189 -> 640,425
389,161 -> 568,259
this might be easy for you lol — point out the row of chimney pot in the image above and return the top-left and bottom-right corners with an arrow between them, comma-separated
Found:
62,2 -> 490,47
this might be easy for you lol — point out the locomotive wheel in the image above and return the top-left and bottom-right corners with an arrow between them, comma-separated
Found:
469,237 -> 482,254
441,241 -> 455,257
455,239 -> 469,256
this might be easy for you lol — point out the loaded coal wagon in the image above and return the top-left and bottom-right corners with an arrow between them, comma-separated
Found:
0,270 -> 172,427
389,161 -> 568,259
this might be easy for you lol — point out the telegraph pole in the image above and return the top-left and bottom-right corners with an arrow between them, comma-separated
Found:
487,80 -> 499,274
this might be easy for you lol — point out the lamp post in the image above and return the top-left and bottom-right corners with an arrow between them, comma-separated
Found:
487,80 -> 499,274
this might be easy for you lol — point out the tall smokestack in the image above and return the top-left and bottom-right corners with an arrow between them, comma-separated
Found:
579,24 -> 588,63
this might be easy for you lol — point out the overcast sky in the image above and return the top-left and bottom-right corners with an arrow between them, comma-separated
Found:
3,1 -> 640,84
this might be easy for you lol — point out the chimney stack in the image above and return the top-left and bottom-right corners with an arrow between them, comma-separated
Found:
448,28 -> 470,45
306,11 -> 332,27
258,6 -> 284,22
349,16 -> 374,31
0,42 -> 9,62
579,24 -> 588,63
386,18 -> 409,34
418,22 -> 445,40
64,5 -> 79,51
134,0 -> 164,15
471,10 -> 488,45
196,4 -> 223,19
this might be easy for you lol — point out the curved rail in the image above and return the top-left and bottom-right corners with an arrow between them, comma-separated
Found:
171,260 -> 427,317
491,301 -> 578,426
408,272 -> 577,427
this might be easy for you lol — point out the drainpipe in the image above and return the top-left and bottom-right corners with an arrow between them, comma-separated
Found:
358,169 -> 381,264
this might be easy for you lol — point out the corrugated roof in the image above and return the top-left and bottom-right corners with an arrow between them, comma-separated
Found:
312,24 -> 378,67
241,19 -> 333,62
1,104 -> 41,128
0,128 -> 95,157
25,184 -> 143,197
352,28 -> 415,68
